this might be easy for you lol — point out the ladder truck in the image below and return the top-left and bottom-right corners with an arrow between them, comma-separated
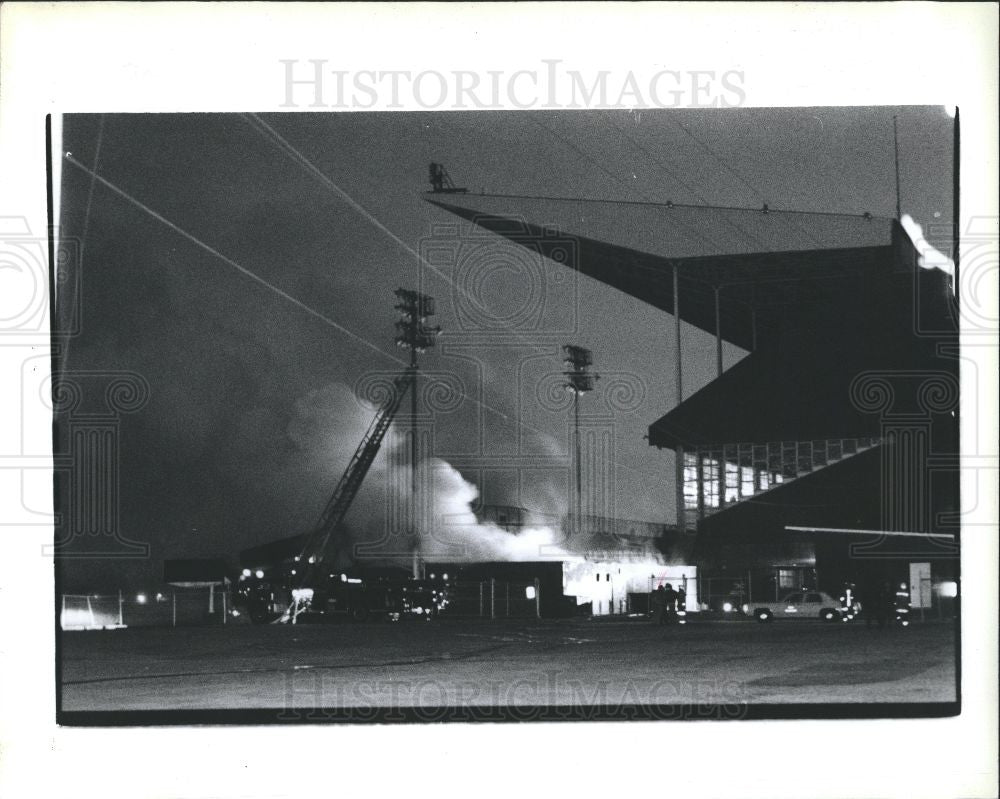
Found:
243,289 -> 443,624
280,367 -> 415,623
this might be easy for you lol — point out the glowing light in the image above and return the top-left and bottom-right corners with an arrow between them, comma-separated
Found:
241,568 -> 251,578
291,588 -> 314,601
900,214 -> 955,277
255,570 -> 264,579
525,586 -> 537,600
230,609 -> 240,617
155,593 -> 164,602
722,602 -> 733,613
290,569 -> 297,576
938,581 -> 958,598
308,556 -> 316,564
136,593 -> 147,604
442,573 -> 448,581
742,604 -> 749,614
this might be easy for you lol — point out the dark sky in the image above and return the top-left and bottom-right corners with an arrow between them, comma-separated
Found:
55,108 -> 953,590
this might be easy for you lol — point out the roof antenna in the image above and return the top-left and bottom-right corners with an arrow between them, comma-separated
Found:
893,115 -> 902,220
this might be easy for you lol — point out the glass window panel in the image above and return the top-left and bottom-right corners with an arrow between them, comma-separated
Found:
724,462 -> 739,503
797,441 -> 813,474
702,457 -> 719,508
782,443 -> 797,478
813,440 -> 827,467
767,442 -> 781,473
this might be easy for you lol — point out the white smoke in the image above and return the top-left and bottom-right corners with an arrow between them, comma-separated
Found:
415,459 -> 694,612
901,213 -> 956,279
418,458 -> 571,562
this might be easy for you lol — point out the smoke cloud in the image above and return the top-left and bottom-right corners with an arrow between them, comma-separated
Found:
417,458 -> 571,562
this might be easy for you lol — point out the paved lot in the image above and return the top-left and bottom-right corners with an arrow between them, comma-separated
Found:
59,616 -> 957,715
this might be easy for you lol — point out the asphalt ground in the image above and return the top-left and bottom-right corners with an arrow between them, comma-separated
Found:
58,616 -> 957,716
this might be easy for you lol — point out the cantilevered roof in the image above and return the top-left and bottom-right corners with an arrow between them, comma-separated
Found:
429,193 -> 893,259
646,281 -> 956,449
427,194 -> 898,351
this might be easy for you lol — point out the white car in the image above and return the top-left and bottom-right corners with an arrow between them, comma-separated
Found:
743,591 -> 845,623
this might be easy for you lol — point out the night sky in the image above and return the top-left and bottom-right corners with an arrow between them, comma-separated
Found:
55,108 -> 954,590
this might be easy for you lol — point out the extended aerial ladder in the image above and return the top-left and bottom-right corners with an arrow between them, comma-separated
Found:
282,288 -> 441,623
283,369 -> 414,621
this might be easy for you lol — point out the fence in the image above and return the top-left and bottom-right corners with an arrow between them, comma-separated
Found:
438,579 -> 541,619
60,587 -> 228,630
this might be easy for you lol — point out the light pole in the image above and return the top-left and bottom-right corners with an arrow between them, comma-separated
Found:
563,345 -> 598,539
394,289 -> 441,578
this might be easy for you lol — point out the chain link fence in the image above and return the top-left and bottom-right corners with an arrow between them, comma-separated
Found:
60,586 -> 229,630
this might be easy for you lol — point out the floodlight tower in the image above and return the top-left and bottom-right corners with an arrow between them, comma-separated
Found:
394,289 -> 441,577
563,345 -> 598,538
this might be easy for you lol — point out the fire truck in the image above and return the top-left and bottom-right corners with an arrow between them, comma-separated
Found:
233,568 -> 449,624
233,300 -> 445,625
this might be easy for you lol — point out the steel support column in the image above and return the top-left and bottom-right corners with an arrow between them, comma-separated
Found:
673,264 -> 685,533
714,285 -> 723,378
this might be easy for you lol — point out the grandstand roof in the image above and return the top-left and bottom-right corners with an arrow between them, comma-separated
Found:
427,193 -> 901,350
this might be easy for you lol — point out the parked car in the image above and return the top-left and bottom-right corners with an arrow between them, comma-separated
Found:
743,591 -> 844,623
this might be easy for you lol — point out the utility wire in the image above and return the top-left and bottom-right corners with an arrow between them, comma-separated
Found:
671,118 -> 834,249
65,144 -> 660,489
528,116 -> 735,255
245,114 -> 666,485
64,151 -> 403,364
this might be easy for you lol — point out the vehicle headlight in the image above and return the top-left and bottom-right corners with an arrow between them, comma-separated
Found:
722,602 -> 733,613
741,604 -> 749,614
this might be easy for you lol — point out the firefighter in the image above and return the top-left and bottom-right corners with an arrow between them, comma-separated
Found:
663,583 -> 678,624
652,585 -> 666,625
676,585 -> 688,625
839,581 -> 857,622
894,581 -> 911,627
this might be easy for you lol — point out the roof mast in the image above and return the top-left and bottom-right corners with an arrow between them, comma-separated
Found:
893,115 -> 902,220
